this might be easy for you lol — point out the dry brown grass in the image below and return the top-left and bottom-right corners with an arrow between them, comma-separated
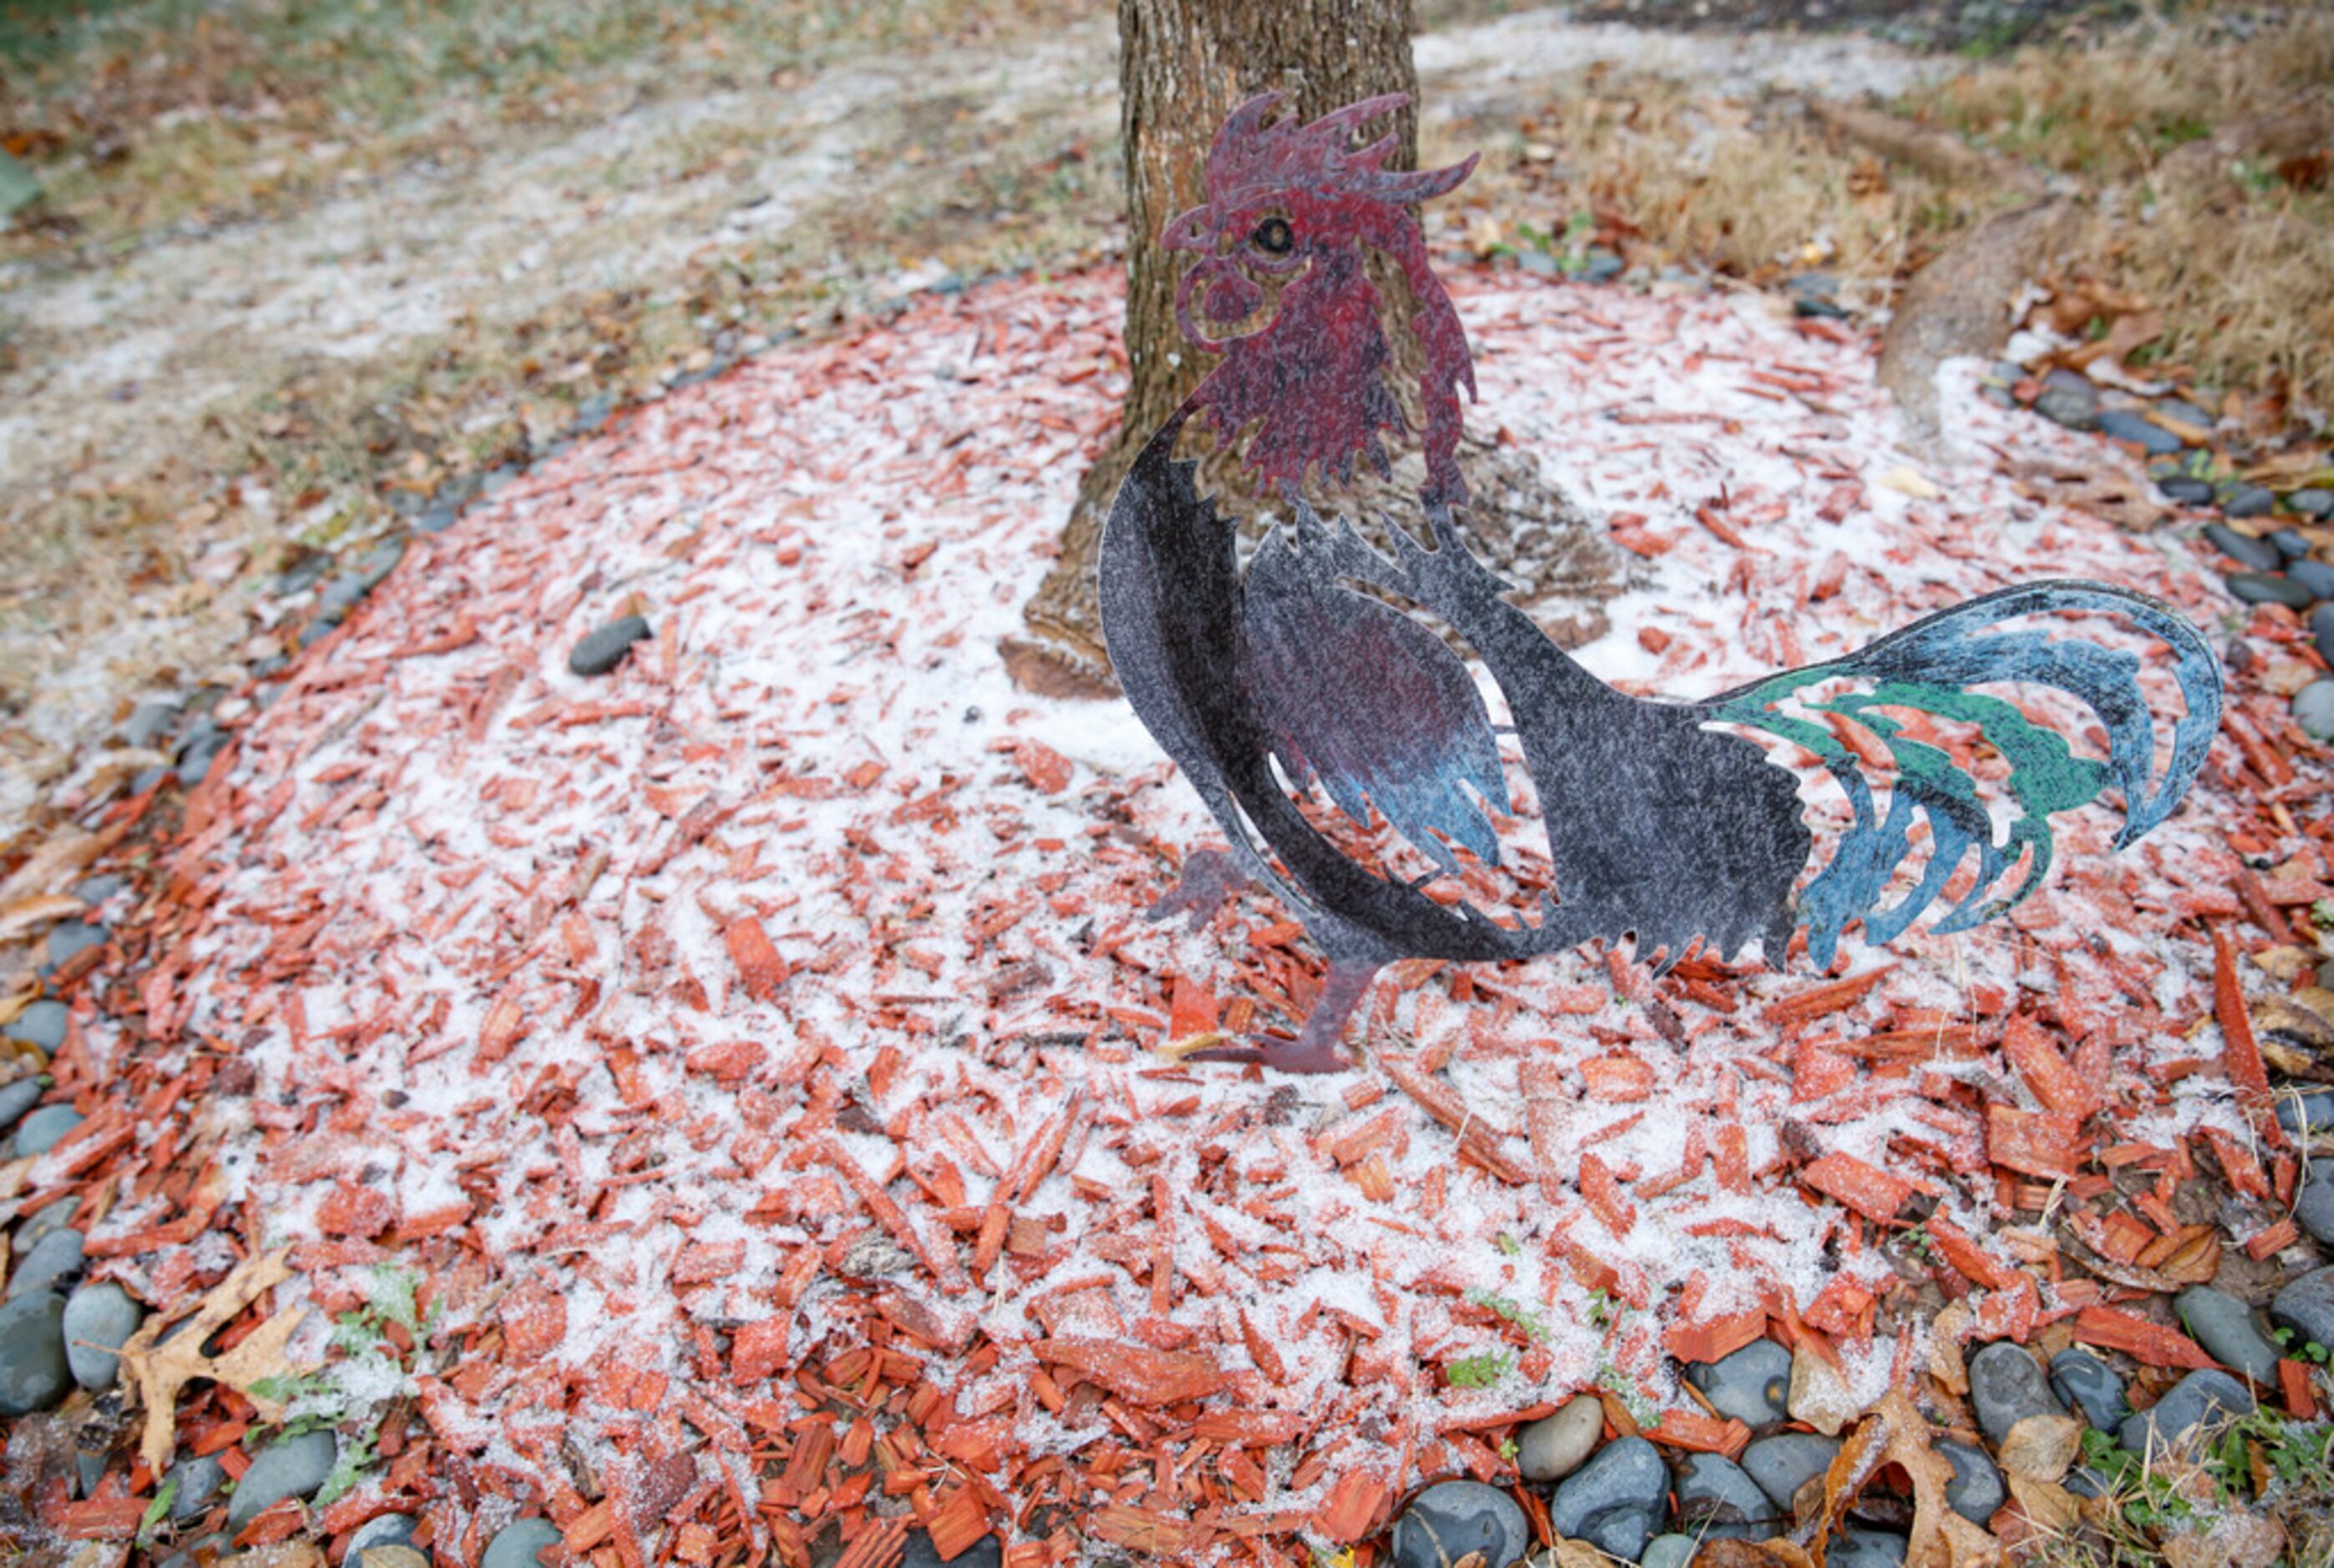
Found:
1908,5 -> 2334,406
1914,8 -> 2334,185
1461,7 -> 2334,409
1569,87 -> 1979,281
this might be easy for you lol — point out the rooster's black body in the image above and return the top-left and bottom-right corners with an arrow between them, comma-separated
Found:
1099,94 -> 2222,1073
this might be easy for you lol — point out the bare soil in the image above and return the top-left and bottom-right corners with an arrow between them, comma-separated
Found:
0,3 -> 1942,840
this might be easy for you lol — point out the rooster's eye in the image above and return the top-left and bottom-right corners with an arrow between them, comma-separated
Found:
1251,216 -> 1294,255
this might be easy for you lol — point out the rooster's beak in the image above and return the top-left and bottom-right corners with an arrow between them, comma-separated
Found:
1162,203 -> 1218,255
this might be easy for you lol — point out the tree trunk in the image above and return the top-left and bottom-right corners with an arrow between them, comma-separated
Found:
1002,0 -> 1421,699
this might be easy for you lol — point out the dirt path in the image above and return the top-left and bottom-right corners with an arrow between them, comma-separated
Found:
0,6 -> 1940,837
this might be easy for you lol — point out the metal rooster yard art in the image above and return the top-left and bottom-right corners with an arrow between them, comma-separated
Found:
1098,92 -> 2224,1074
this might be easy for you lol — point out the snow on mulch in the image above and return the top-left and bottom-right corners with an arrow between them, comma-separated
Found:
56,265 -> 2316,1560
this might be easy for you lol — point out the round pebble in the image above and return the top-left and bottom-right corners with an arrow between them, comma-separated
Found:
1676,1450 -> 1779,1538
2288,559 -> 2334,600
1967,1341 -> 2063,1448
2204,523 -> 2285,570
2119,1368 -> 2253,1456
1832,1527 -> 1910,1567
17,1196 -> 78,1252
162,1453 -> 225,1520
904,1527 -> 1001,1568
1640,1536 -> 1697,1568
2270,528 -> 2313,559
2159,476 -> 2215,505
276,555 -> 331,594
2296,1165 -> 2334,1247
569,615 -> 652,677
2295,680 -> 2334,744
12,1104 -> 83,1157
0,1292 -> 72,1415
2269,1267 -> 2334,1359
0,1076 -> 43,1135
62,1281 -> 141,1388
1936,1437 -> 2004,1524
3,1000 -> 68,1053
2097,408 -> 2181,455
175,718 -> 229,786
1547,1434 -> 1668,1561
2048,1349 -> 2129,1433
7,1227 -> 84,1299
1683,1338 -> 1791,1426
2154,397 -> 2213,429
2276,1089 -> 2334,1138
2311,602 -> 2334,661
225,1429 -> 338,1528
43,922 -> 106,970
347,1514 -> 420,1553
123,698 -> 180,749
1390,1479 -> 1528,1568
2225,485 -> 2276,518
2290,488 -> 2334,520
2225,571 -> 2314,610
1517,1393 -> 1604,1483
480,1517 -> 565,1568
1741,1431 -> 1839,1510
2035,386 -> 2100,431
2176,1286 -> 2282,1383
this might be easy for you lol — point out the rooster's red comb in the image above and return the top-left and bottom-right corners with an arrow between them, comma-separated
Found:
1203,91 -> 1476,210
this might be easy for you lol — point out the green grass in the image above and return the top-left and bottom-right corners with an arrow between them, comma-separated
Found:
2053,1406 -> 2334,1568
1445,1349 -> 1515,1388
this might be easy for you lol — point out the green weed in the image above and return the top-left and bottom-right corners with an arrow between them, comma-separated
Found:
1446,1349 -> 1516,1388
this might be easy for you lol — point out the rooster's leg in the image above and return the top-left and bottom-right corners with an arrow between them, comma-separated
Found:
1176,959 -> 1381,1075
1147,847 -> 1249,931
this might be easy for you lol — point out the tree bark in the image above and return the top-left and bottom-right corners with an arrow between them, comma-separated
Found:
1002,0 -> 1421,699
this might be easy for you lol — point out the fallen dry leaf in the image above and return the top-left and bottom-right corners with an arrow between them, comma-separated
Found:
2006,1474 -> 2080,1535
1876,464 -> 1941,500
2144,1226 -> 2222,1287
1794,1390 -> 2001,1568
0,827 -> 104,907
1996,1412 -> 2083,1481
1928,1301 -> 1974,1397
2063,309 -> 2163,373
0,893 -> 87,943
1696,1541 -> 1817,1568
2161,1510 -> 2286,1568
220,1546 -> 326,1568
1789,1340 -> 1864,1436
115,1247 -> 312,1470
2258,993 -> 2334,1055
1553,1541 -> 1619,1568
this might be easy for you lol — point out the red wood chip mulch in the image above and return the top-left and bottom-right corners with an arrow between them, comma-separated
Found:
17,263 -> 2329,1565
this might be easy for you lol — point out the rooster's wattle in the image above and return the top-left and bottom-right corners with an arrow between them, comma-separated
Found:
1098,93 -> 2223,1074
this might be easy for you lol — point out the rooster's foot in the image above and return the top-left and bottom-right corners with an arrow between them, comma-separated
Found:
1147,847 -> 1248,932
1163,960 -> 1381,1075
